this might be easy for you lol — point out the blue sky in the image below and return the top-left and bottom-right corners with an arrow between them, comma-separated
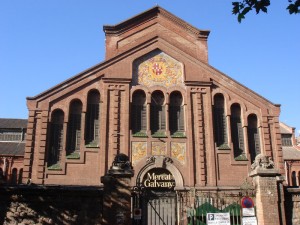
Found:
0,1 -> 299,134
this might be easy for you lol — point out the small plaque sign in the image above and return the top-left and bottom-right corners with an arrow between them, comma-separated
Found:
242,208 -> 255,217
206,213 -> 230,225
242,216 -> 258,225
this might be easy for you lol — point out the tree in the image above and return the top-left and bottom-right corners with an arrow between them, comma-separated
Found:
232,0 -> 300,22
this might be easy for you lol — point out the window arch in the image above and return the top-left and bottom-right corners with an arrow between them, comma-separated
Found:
230,104 -> 245,158
291,171 -> 297,186
85,90 -> 100,146
213,94 -> 228,148
66,100 -> 82,155
131,90 -> 147,135
247,114 -> 261,163
150,91 -> 165,135
11,168 -> 18,185
48,109 -> 64,166
169,91 -> 184,135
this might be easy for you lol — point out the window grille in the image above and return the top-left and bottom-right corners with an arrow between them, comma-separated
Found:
85,91 -> 100,146
213,94 -> 228,147
66,100 -> 82,154
230,104 -> 245,158
48,110 -> 64,166
150,91 -> 165,135
131,91 -> 146,135
169,91 -> 184,135
247,114 -> 261,163
0,131 -> 22,142
281,134 -> 292,146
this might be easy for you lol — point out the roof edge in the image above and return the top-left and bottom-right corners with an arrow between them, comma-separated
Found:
103,6 -> 210,38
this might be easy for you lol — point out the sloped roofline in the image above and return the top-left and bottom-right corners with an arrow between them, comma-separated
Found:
26,7 -> 279,108
26,43 -> 279,107
103,6 -> 210,38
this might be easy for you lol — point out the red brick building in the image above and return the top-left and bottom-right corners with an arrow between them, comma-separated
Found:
18,7 -> 289,225
281,122 -> 300,187
0,118 -> 26,185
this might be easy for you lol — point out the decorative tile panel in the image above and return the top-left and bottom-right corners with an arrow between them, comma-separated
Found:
132,142 -> 147,165
152,142 -> 167,156
133,50 -> 183,87
171,142 -> 186,165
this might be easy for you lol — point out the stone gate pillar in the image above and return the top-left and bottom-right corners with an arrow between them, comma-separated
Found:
101,154 -> 134,225
249,154 -> 285,225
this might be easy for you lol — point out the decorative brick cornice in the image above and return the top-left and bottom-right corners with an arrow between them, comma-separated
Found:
103,6 -> 210,39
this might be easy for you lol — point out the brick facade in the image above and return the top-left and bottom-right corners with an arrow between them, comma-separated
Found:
18,6 -> 287,225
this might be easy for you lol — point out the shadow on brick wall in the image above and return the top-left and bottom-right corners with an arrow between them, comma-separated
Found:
0,185 -> 103,225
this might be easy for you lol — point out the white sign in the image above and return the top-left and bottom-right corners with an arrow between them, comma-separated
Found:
242,216 -> 258,225
207,212 -> 230,225
242,208 -> 255,216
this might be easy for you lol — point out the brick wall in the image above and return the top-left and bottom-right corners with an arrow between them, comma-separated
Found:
0,186 -> 103,225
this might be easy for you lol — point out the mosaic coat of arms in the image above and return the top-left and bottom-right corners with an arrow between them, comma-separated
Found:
133,50 -> 184,87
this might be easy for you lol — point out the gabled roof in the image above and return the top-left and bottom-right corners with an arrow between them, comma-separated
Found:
26,6 -> 280,110
0,118 -> 27,129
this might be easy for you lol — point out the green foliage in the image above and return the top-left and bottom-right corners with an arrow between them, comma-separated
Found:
287,0 -> 300,14
232,0 -> 299,22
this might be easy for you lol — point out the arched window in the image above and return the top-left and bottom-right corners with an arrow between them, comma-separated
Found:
66,100 -> 82,155
85,90 -> 100,146
169,91 -> 184,135
247,114 -> 261,163
213,94 -> 228,148
292,171 -> 297,186
131,90 -> 147,135
151,91 -> 165,136
230,104 -> 245,158
48,110 -> 64,166
11,168 -> 18,185
18,168 -> 23,184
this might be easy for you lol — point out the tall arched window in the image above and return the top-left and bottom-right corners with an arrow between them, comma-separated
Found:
247,114 -> 261,163
213,94 -> 228,148
151,91 -> 165,136
169,91 -> 184,135
11,168 -> 18,185
131,90 -> 147,135
292,171 -> 297,186
85,90 -> 100,146
230,104 -> 245,158
66,100 -> 82,155
48,110 -> 64,166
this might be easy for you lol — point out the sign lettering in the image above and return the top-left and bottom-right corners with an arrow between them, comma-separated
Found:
142,168 -> 175,190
